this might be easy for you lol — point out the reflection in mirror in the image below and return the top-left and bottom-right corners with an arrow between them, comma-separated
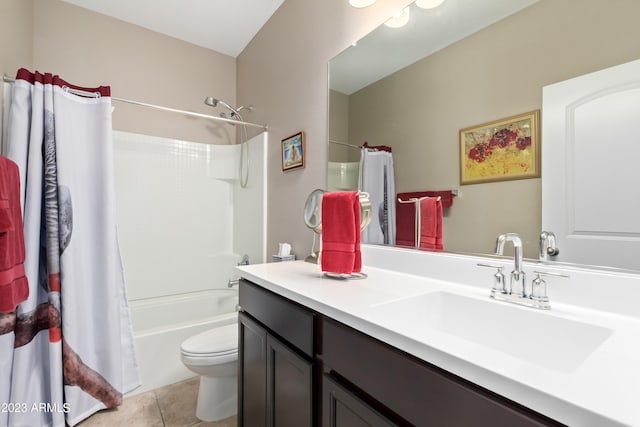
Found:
304,189 -> 326,263
328,0 -> 640,267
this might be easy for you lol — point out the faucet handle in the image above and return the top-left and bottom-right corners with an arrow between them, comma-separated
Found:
477,263 -> 506,296
530,270 -> 569,309
540,231 -> 560,259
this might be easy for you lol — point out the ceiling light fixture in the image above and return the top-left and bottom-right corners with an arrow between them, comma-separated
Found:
349,0 -> 376,8
415,0 -> 445,9
384,7 -> 410,28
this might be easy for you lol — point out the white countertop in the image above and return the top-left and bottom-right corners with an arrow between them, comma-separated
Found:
237,251 -> 640,427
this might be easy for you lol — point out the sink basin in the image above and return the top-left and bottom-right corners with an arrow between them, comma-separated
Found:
370,291 -> 612,372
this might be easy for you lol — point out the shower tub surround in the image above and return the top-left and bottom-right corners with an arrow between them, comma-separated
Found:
113,131 -> 267,394
237,244 -> 640,426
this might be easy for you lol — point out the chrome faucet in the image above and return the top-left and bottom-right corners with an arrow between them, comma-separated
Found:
539,231 -> 559,261
478,232 -> 570,310
495,233 -> 526,297
228,254 -> 250,288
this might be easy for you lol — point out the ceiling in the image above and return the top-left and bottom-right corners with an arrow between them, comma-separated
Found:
330,0 -> 539,95
60,0 -> 285,58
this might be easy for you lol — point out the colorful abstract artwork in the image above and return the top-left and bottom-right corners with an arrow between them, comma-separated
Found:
460,110 -> 540,184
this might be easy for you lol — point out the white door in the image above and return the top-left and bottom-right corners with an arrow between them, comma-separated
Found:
542,59 -> 640,270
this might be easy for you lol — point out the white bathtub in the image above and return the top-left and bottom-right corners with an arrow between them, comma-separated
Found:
127,289 -> 239,395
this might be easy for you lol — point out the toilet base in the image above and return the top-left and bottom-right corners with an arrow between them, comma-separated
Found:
196,374 -> 238,422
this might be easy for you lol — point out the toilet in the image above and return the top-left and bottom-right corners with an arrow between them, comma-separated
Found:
180,322 -> 238,422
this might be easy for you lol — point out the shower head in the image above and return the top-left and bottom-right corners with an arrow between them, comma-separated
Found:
204,96 -> 238,115
204,96 -> 219,107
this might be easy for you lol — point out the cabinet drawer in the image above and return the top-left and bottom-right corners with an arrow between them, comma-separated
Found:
322,318 -> 561,427
240,279 -> 314,357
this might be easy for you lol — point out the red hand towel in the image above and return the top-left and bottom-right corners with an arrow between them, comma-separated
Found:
321,191 -> 361,274
0,156 -> 29,312
419,197 -> 443,251
395,198 -> 418,247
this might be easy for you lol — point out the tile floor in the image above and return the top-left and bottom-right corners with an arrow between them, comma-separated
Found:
77,377 -> 237,427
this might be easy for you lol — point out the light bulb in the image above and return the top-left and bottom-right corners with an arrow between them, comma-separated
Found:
349,0 -> 376,8
415,0 -> 445,9
384,7 -> 410,28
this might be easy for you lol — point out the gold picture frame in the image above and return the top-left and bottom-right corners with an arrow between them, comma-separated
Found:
281,131 -> 305,172
460,110 -> 540,185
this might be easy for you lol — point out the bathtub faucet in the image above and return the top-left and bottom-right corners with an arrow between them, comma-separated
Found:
229,255 -> 249,287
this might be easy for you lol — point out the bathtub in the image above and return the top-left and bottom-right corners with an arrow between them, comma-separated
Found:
127,289 -> 239,396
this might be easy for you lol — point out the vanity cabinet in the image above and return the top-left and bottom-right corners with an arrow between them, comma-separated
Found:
238,279 -> 315,427
321,317 -> 562,427
239,278 -> 562,427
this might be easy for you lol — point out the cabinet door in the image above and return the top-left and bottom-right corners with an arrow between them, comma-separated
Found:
266,334 -> 313,427
323,375 -> 396,427
239,312 -> 267,427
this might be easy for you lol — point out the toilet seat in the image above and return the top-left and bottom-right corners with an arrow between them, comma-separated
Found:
180,322 -> 239,422
181,323 -> 238,357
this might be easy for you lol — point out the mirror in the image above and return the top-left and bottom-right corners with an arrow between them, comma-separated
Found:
328,0 -> 640,269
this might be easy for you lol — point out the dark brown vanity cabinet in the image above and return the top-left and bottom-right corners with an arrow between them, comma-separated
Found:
239,279 -> 563,427
238,280 -> 314,427
321,318 -> 563,427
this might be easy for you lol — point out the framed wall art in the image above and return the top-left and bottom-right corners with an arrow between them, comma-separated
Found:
460,110 -> 540,185
282,131 -> 305,171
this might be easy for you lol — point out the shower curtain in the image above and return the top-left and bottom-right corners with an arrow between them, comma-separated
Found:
358,147 -> 396,245
0,69 -> 140,426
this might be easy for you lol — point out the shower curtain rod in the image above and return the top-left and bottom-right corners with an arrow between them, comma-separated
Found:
329,139 -> 361,149
2,75 -> 268,131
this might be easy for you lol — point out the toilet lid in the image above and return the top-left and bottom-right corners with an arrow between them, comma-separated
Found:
181,323 -> 238,356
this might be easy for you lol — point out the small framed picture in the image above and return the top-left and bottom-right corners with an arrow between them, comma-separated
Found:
460,110 -> 540,185
281,131 -> 305,172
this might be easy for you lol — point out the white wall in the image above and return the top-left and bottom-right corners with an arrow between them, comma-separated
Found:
114,131 -> 241,301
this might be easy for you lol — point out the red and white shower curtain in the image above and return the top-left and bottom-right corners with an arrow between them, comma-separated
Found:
0,69 -> 140,426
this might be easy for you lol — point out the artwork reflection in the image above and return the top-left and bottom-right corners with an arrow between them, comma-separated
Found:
460,110 -> 540,185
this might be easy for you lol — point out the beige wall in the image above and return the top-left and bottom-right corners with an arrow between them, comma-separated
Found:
7,0 -> 636,261
3,0 -> 236,145
341,0 -> 640,257
0,0 -> 34,146
238,0 -> 413,258
2,0 -> 414,261
328,89 -> 351,162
